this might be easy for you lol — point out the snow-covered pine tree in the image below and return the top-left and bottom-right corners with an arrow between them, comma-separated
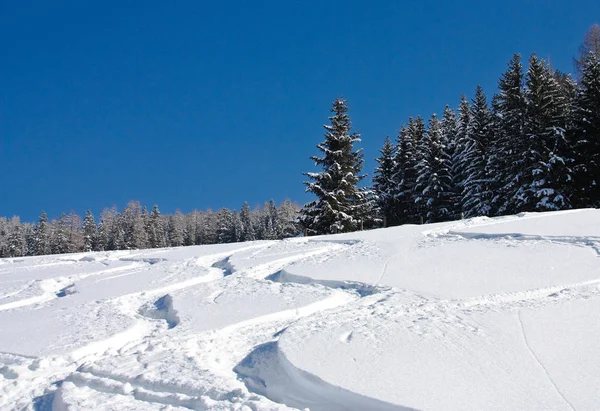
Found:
453,96 -> 472,218
6,217 -> 25,257
441,105 -> 461,219
82,210 -> 96,252
572,49 -> 600,207
51,213 -> 70,254
490,54 -> 527,215
300,98 -> 371,235
413,114 -> 452,223
240,202 -> 256,242
33,211 -> 50,255
393,121 -> 421,224
462,86 -> 494,217
373,137 -> 397,227
216,208 -> 235,243
277,200 -> 300,238
148,205 -> 165,248
167,211 -> 185,247
406,117 -> 427,223
515,54 -> 573,211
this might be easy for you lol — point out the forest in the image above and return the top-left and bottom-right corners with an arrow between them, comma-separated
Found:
1,25 -> 599,257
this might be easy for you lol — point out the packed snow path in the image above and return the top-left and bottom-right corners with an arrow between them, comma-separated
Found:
0,209 -> 599,410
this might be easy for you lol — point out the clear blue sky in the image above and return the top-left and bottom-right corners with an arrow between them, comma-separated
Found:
1,1 -> 598,222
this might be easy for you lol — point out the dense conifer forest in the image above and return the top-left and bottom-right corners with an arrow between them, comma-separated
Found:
1,25 -> 599,256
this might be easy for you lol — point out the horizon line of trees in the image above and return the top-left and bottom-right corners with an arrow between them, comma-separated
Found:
0,200 -> 301,258
300,25 -> 600,234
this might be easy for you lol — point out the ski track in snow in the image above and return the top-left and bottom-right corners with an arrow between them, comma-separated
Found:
516,310 -> 576,411
1,210 -> 599,410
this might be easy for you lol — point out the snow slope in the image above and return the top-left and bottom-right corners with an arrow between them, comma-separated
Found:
0,209 -> 598,410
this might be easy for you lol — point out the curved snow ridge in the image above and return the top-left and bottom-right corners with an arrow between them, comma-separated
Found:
0,277 -> 73,311
276,341 -> 416,411
445,230 -> 600,256
267,268 -> 382,297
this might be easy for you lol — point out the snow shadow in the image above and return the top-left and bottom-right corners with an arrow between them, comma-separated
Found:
235,340 -> 417,411
138,294 -> 180,329
266,269 -> 381,297
211,256 -> 235,276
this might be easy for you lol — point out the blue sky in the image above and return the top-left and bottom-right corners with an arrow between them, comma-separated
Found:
1,0 -> 599,222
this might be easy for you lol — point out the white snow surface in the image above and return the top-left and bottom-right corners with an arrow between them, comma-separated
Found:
0,209 -> 599,410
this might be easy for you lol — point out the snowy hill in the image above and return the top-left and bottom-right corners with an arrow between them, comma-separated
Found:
1,209 -> 599,410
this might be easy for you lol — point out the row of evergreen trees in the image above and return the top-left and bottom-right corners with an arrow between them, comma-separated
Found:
0,200 -> 300,258
300,25 -> 600,233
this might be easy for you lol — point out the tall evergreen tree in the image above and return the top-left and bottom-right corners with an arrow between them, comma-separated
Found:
33,211 -> 50,255
441,105 -> 461,219
572,49 -> 600,207
82,210 -> 96,252
373,137 -> 397,227
51,213 -> 70,254
515,54 -> 573,211
240,202 -> 256,241
490,54 -> 527,215
300,98 -> 371,234
462,86 -> 494,217
148,205 -> 165,248
414,115 -> 453,222
453,95 -> 472,217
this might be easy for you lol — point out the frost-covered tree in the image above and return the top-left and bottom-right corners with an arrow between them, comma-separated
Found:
441,105 -> 461,219
82,210 -> 96,252
415,114 -> 453,222
402,117 -> 426,223
300,98 -> 371,234
372,137 -> 397,227
147,205 -> 165,248
462,86 -> 494,217
491,54 -> 527,215
240,202 -> 256,242
51,213 -> 70,254
167,211 -> 185,247
572,49 -> 600,207
33,211 -> 50,255
277,200 -> 300,238
514,54 -> 573,211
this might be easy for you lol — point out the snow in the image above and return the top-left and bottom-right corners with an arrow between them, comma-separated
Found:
1,209 -> 599,410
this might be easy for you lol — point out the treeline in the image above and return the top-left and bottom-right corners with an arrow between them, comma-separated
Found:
300,25 -> 600,234
0,200 -> 300,258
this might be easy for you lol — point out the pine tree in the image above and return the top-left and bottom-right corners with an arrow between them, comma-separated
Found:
403,117 -> 426,223
82,210 -> 96,252
240,202 -> 256,241
7,217 -> 25,257
148,205 -> 165,248
33,211 -> 50,255
453,95 -> 472,217
300,98 -> 371,234
373,137 -> 397,227
441,105 -> 461,219
516,54 -> 573,211
216,208 -> 235,243
51,213 -> 70,254
167,212 -> 185,247
278,200 -> 300,238
572,49 -> 600,207
462,86 -> 494,217
490,54 -> 527,215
